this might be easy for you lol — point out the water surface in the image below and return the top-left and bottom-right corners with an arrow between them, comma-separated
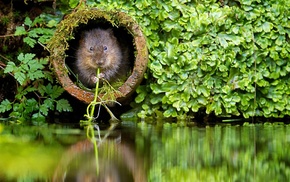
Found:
0,122 -> 289,181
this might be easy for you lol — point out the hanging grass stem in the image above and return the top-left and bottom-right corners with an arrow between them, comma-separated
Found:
82,68 -> 121,176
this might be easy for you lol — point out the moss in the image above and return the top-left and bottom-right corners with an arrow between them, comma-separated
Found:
47,7 -> 148,104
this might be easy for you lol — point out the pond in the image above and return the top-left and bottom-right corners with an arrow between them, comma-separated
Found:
0,121 -> 290,181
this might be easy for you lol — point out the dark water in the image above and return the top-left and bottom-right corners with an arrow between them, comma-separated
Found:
0,121 -> 290,181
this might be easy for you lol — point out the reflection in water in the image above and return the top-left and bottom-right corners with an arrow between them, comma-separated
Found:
53,139 -> 146,182
136,122 -> 290,181
1,122 -> 290,181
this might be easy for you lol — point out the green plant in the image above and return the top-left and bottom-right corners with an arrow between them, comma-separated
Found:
2,0 -> 290,122
14,16 -> 59,48
66,0 -> 290,120
136,122 -> 290,181
0,10 -> 72,122
82,68 -> 119,123
94,0 -> 290,119
0,53 -> 72,122
0,16 -> 10,26
80,68 -> 121,176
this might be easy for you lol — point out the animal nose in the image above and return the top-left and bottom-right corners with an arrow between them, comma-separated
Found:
96,59 -> 104,65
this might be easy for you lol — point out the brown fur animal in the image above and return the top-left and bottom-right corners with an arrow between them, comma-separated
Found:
75,28 -> 130,88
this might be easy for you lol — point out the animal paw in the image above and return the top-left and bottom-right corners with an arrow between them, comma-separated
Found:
91,76 -> 99,83
98,73 -> 105,79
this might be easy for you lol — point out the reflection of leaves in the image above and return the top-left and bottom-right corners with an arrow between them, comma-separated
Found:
138,123 -> 290,181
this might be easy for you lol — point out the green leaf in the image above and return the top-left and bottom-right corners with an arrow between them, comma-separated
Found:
261,22 -> 272,32
28,70 -> 45,80
14,26 -> 27,36
43,84 -> 64,99
14,72 -> 26,85
23,37 -> 37,47
28,59 -> 44,71
275,36 -> 285,46
217,35 -> 228,48
47,19 -> 58,28
4,62 -> 16,73
0,99 -> 12,113
56,99 -> 73,112
51,85 -> 65,99
135,91 -> 146,103
28,29 -> 40,38
163,107 -> 177,117
24,17 -> 32,27
25,98 -> 38,113
32,113 -> 46,123
17,53 -> 25,61
150,61 -> 163,76
43,98 -> 54,110
69,0 -> 79,8
163,20 -> 181,32
39,104 -> 49,116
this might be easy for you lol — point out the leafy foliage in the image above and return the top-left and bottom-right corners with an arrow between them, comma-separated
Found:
0,11 -> 72,122
90,0 -> 290,119
14,16 -> 58,47
136,122 -> 290,181
2,0 -> 290,121
1,53 -> 72,122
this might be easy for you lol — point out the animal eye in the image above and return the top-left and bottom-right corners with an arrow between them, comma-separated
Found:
89,47 -> 93,51
103,46 -> 108,51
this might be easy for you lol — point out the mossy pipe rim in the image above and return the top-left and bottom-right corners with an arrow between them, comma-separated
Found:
48,8 -> 148,104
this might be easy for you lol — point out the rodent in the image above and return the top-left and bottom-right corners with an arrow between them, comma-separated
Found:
75,28 -> 130,88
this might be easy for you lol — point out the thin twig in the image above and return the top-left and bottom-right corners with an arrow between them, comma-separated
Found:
0,34 -> 14,38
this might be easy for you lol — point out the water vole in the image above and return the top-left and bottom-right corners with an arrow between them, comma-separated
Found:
75,28 -> 130,88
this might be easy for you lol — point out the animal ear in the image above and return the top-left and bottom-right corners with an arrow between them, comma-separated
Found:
79,31 -> 88,44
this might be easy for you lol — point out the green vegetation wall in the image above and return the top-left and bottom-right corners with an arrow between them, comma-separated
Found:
98,0 -> 289,119
1,0 -> 290,121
